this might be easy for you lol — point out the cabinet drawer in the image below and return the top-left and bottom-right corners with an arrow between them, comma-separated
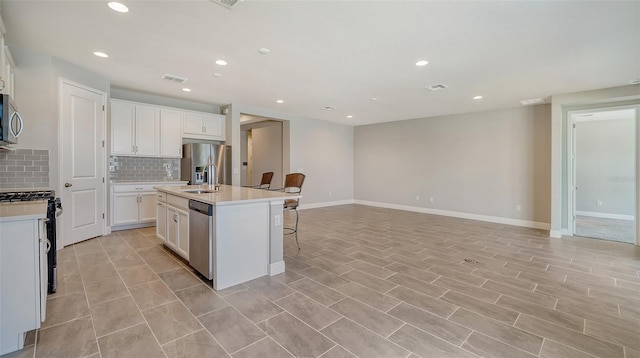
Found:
113,184 -> 156,193
156,192 -> 167,203
167,194 -> 189,210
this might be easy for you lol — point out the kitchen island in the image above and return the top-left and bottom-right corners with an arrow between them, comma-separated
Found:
154,184 -> 299,290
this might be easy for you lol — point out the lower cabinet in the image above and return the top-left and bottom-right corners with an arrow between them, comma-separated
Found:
111,182 -> 186,231
158,193 -> 189,260
0,214 -> 47,355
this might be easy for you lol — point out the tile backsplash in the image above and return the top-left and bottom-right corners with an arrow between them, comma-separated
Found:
109,156 -> 180,181
0,149 -> 50,189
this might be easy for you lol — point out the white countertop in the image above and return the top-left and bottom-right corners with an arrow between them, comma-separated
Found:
111,180 -> 188,185
155,184 -> 300,206
0,201 -> 47,222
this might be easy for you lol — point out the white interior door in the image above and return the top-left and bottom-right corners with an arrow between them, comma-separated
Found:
61,81 -> 106,246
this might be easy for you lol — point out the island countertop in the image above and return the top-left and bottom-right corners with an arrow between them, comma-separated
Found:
154,184 -> 300,206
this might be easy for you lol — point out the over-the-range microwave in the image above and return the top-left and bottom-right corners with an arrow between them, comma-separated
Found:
0,94 -> 23,147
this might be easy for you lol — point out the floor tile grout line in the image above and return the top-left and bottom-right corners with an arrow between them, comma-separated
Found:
98,234 -> 170,358
77,243 -> 103,358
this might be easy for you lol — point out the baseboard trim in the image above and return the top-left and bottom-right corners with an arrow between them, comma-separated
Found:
575,211 -> 634,221
268,261 -> 285,276
299,199 -> 355,210
111,222 -> 155,232
353,200 -> 551,231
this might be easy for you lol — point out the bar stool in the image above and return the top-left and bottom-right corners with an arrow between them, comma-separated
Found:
254,172 -> 274,190
282,173 -> 305,249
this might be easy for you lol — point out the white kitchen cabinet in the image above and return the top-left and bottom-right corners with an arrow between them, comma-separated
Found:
156,201 -> 167,242
162,193 -> 189,260
183,112 -> 225,141
110,100 -> 159,156
160,109 -> 183,158
111,182 -> 186,231
0,204 -> 47,355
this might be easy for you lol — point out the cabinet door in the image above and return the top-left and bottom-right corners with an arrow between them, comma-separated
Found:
38,219 -> 47,323
135,105 -> 160,156
160,109 -> 183,158
203,114 -> 225,140
183,112 -> 204,136
112,193 -> 139,225
156,202 -> 167,242
176,207 -> 189,259
138,192 -> 157,223
110,100 -> 136,155
166,206 -> 178,251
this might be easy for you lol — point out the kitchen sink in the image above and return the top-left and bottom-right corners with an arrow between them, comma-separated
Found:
183,189 -> 217,194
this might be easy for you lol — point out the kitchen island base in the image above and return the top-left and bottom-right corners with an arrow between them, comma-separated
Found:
155,185 -> 294,290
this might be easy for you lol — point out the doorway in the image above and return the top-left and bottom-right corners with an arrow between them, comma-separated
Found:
240,116 -> 284,189
59,80 -> 107,246
569,107 -> 637,244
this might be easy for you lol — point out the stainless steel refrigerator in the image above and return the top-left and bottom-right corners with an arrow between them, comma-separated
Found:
181,143 -> 232,185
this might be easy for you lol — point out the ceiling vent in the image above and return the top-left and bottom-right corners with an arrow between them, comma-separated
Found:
161,74 -> 188,83
211,0 -> 239,9
425,83 -> 448,91
519,98 -> 545,106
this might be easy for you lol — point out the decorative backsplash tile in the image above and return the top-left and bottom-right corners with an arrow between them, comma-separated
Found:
0,149 -> 50,189
109,156 -> 180,181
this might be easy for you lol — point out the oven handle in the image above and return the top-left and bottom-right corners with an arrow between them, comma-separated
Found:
46,238 -> 52,254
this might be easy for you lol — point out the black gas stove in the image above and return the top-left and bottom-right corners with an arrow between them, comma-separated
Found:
0,189 -> 62,294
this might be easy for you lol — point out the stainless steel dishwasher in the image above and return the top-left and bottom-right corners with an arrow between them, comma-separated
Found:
188,200 -> 213,280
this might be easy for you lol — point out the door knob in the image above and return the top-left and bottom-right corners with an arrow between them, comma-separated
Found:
64,183 -> 72,187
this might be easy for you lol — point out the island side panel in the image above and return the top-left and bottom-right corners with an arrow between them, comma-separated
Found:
214,201 -> 270,290
269,200 -> 285,275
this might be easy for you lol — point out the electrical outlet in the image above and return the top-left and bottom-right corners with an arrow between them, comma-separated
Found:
415,196 -> 420,201
163,163 -> 171,169
274,215 -> 281,226
329,191 -> 332,196
516,204 -> 521,212
429,197 -> 434,203
597,200 -> 603,206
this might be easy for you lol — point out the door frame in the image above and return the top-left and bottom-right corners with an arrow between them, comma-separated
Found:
566,105 -> 639,244
58,78 -> 108,247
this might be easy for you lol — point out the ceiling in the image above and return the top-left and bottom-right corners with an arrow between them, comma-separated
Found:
2,0 -> 639,126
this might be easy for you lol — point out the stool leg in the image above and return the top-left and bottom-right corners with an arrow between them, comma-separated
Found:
294,208 -> 300,250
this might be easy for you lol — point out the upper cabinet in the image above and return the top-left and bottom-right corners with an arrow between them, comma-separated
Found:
0,15 -> 16,98
160,109 -> 183,158
110,100 -> 160,157
110,99 -> 225,158
183,112 -> 225,141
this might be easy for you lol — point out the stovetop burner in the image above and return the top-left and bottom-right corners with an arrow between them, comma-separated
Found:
0,190 -> 56,202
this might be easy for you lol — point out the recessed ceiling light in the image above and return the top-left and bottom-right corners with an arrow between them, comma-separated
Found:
276,99 -> 284,104
322,106 -> 336,111
416,60 -> 429,66
93,51 -> 109,58
258,48 -> 271,55
347,115 -> 353,118
182,88 -> 191,92
473,95 -> 483,100
215,59 -> 228,66
212,73 -> 223,78
107,2 -> 129,13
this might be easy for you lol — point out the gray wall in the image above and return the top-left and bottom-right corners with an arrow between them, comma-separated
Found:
354,105 -> 552,224
250,122 -> 283,188
576,118 -> 635,216
226,104 -> 354,206
10,47 -> 111,194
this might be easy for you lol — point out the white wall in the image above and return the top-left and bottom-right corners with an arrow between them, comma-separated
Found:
576,118 -> 635,216
354,105 -> 552,226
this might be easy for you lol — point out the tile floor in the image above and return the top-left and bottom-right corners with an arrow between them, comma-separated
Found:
575,215 -> 635,244
3,204 -> 640,358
